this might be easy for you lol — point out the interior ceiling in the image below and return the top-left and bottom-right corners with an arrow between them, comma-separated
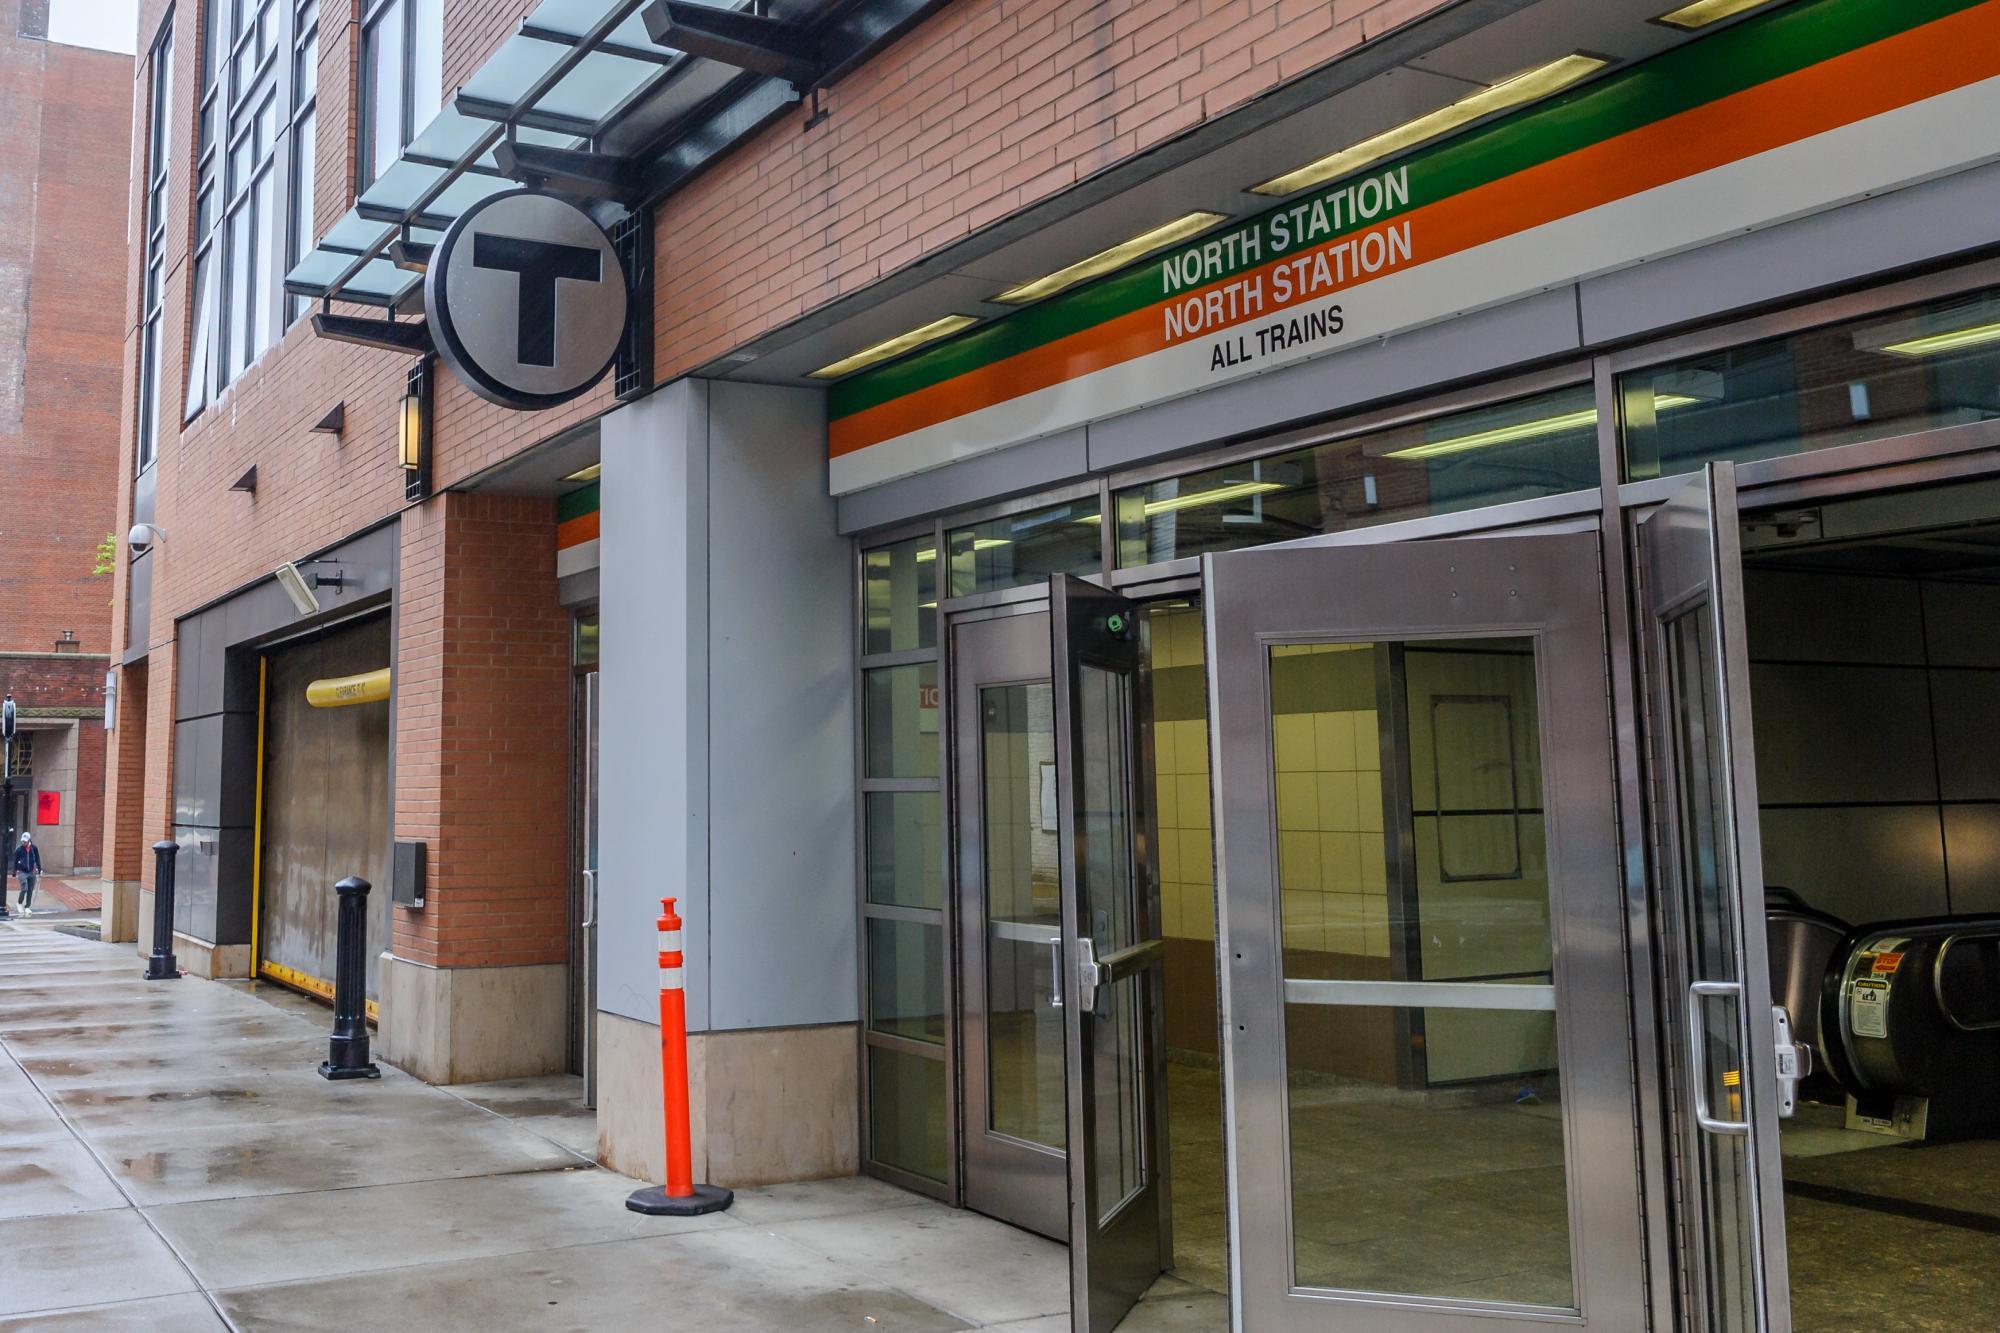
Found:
710,0 -> 1715,386
1744,477 -> 2000,585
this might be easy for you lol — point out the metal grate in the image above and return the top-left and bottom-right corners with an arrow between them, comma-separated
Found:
611,211 -> 653,400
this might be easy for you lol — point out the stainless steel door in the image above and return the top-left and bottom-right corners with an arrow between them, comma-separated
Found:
1640,464 -> 1792,1332
954,610 -> 1068,1241
1050,576 -> 1167,1333
1205,533 -> 1646,1330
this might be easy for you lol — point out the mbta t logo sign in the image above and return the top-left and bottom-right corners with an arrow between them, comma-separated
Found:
427,191 -> 628,410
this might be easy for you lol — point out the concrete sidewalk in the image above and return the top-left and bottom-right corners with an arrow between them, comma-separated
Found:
0,925 -> 1219,1330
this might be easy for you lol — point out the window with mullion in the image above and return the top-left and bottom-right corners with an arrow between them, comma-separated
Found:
286,0 -> 318,323
187,0 -> 298,408
135,14 -> 174,474
357,0 -> 441,191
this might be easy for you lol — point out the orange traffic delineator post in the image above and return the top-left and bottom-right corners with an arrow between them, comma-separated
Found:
626,896 -> 733,1216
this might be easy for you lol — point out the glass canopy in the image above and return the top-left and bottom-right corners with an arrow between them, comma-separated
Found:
283,0 -> 722,305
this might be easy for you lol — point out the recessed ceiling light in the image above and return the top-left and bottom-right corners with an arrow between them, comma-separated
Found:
1652,0 -> 1784,31
993,212 -> 1232,305
1143,480 -> 1286,516
563,463 -> 602,482
1249,53 -> 1608,198
809,315 -> 981,379
1874,322 -> 2000,357
1381,393 -> 1696,460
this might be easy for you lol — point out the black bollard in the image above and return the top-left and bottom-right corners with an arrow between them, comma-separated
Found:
318,876 -> 381,1081
143,840 -> 180,980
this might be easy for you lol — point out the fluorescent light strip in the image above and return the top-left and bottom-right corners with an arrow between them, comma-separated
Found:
1653,0 -> 1784,31
1876,322 -> 2000,357
1383,394 -> 1697,461
563,463 -> 602,482
1143,480 -> 1286,516
994,212 -> 1232,305
1251,54 -> 1608,198
809,315 -> 981,379
913,538 -> 1011,562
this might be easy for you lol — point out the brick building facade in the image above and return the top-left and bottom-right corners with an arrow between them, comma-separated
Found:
0,0 -> 129,876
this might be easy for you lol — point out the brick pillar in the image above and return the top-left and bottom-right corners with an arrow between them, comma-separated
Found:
380,490 -> 573,1083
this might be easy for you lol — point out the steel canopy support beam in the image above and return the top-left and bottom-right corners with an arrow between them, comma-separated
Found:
640,2 -> 817,87
311,312 -> 434,356
493,139 -> 642,205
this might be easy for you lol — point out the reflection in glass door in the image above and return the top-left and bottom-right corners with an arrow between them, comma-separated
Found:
955,611 -> 1069,1241
1206,534 -> 1646,1330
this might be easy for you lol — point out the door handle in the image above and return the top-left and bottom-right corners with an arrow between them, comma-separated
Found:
1076,937 -> 1163,1014
1047,934 -> 1063,1010
580,869 -> 598,930
1687,980 -> 1749,1136
1772,1004 -> 1806,1119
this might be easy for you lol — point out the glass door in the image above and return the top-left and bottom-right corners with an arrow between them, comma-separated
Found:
1640,463 -> 1793,1332
1205,532 -> 1647,1330
1050,576 -> 1168,1332
954,609 -> 1069,1241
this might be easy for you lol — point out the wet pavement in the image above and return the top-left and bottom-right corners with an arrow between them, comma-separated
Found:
0,925 -> 1221,1330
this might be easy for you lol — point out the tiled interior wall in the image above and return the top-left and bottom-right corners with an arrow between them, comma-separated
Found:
1271,644 -> 1389,959
1151,608 -> 1214,947
1747,568 -> 2000,923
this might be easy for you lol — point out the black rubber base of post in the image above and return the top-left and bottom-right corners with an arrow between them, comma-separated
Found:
318,1061 -> 382,1080
626,1183 -> 733,1216
142,960 -> 179,980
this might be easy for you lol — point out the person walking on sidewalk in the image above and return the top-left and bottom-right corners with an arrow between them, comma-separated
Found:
13,832 -> 42,916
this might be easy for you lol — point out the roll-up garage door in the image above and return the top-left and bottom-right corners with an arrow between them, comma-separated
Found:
257,614 -> 391,1001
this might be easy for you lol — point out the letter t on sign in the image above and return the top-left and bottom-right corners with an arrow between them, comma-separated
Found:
471,235 -> 603,367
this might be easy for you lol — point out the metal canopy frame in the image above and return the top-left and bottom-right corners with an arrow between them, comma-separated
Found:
286,0 -> 947,315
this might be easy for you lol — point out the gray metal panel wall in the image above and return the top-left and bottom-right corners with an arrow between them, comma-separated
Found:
598,382 -> 711,1029
705,381 -> 857,1031
1577,160 -> 2000,348
598,380 -> 858,1033
836,428 -> 1088,536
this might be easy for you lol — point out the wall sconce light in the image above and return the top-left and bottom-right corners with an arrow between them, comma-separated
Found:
402,356 -> 434,502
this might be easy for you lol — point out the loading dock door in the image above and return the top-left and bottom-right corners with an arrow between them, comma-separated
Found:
258,615 -> 392,1001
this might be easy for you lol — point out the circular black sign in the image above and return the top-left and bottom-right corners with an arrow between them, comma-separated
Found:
426,189 -> 628,410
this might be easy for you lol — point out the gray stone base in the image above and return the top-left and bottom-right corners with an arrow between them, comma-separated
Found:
376,953 -> 568,1085
596,1012 -> 858,1189
99,880 -> 140,943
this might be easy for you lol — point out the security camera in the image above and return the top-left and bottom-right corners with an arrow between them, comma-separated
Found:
128,523 -> 161,552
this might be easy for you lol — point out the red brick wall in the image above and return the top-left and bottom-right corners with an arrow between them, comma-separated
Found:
106,0 -> 1454,903
650,0 -> 1454,381
0,4 -> 129,655
393,491 -> 571,969
102,658 -> 147,881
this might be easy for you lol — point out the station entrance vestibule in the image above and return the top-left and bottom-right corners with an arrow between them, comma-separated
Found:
936,461 -> 2000,1332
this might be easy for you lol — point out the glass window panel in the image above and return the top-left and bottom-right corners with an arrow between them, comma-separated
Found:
863,662 -> 938,779
227,204 -> 250,373
866,918 -> 944,1044
571,610 -> 598,667
868,1045 -> 947,1182
289,107 -> 316,322
365,1 -> 405,183
293,9 -> 316,103
457,33 -> 565,109
137,319 -> 161,469
1268,637 -> 1574,1309
1116,384 -> 1599,567
1623,288 -> 2000,481
979,682 -> 1065,1150
535,48 -> 655,123
864,792 -> 941,909
410,0 -> 442,128
185,253 -> 215,414
861,534 -> 937,655
253,167 -> 277,354
947,497 -> 1101,597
